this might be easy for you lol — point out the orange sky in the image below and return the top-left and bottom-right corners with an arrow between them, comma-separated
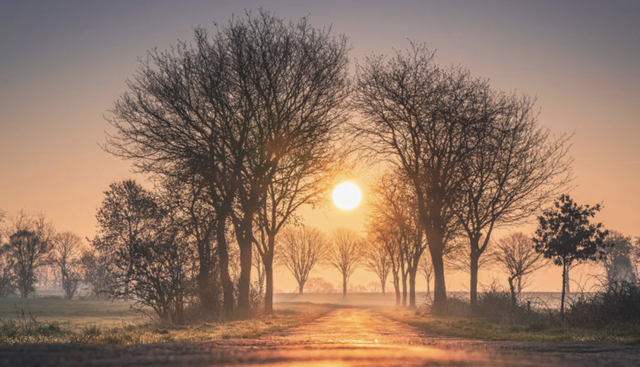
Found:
1,0 -> 639,292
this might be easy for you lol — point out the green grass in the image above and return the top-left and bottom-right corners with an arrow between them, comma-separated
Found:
379,308 -> 640,345
0,298 -> 335,344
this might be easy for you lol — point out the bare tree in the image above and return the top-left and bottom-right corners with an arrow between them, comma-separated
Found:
107,10 -> 349,318
92,180 -> 159,297
79,249 -> 113,300
4,212 -> 55,298
278,226 -> 328,295
327,228 -> 364,298
449,89 -> 572,311
363,236 -> 391,296
419,251 -> 433,295
93,180 -> 195,324
367,172 -> 426,307
354,45 -> 482,312
493,232 -> 547,307
52,232 -> 84,299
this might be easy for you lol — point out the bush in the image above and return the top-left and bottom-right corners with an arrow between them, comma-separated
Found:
567,280 -> 640,327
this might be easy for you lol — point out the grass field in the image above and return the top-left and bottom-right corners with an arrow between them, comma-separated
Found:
0,297 -> 336,344
380,307 -> 640,345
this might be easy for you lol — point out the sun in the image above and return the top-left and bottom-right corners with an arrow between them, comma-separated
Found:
333,182 -> 362,210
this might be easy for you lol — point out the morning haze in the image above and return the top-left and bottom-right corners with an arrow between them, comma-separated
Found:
1,2 -> 640,365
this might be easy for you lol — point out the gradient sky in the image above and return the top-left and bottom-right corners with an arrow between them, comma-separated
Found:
1,0 -> 639,292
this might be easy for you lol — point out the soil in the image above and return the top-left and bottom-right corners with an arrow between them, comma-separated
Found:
1,308 -> 639,366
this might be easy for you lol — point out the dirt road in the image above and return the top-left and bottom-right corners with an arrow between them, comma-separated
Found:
2,308 -> 639,366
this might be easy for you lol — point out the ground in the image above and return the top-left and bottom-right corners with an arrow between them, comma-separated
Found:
2,307 -> 640,366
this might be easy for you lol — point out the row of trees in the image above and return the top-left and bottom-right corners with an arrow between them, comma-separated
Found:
0,211 -> 85,300
5,10 -> 614,322
353,44 -> 573,313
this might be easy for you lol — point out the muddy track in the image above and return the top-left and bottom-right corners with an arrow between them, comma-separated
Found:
1,308 -> 638,366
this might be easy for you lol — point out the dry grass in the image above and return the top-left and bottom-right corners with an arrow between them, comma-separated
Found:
379,307 -> 640,345
0,298 -> 335,344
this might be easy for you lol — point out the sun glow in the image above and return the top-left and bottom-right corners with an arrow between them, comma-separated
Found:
332,182 -> 362,210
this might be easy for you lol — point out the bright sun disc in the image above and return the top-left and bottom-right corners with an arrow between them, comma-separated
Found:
333,182 -> 361,210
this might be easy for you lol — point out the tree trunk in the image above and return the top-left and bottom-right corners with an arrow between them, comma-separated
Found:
393,272 -> 400,306
217,222 -> 234,318
560,261 -> 567,316
508,275 -> 517,309
401,271 -> 408,307
564,266 -> 571,294
237,238 -> 252,317
469,249 -> 480,313
298,280 -> 304,294
197,259 -> 216,312
342,275 -> 347,298
430,247 -> 447,314
381,279 -> 386,296
409,268 -> 417,308
264,257 -> 274,315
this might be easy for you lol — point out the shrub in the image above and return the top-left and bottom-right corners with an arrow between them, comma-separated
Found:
567,280 -> 640,327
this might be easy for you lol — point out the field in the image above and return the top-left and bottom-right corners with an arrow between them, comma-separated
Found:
0,297 -> 336,344
2,291 -> 637,345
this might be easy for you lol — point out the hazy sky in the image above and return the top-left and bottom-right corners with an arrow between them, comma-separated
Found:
1,0 -> 639,292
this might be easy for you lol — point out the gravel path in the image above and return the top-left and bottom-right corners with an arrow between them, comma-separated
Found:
1,308 -> 639,366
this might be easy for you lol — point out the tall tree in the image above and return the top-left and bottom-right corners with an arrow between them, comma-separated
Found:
354,45 -> 483,312
327,228 -> 364,298
493,232 -> 547,308
533,195 -> 609,314
449,90 -> 571,311
52,232 -> 84,300
278,226 -> 328,295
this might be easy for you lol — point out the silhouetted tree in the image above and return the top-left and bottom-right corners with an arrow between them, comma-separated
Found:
493,232 -> 547,307
79,250 -> 113,300
363,236 -> 391,296
52,232 -> 84,299
419,251 -> 433,295
354,45 -> 483,312
533,195 -> 609,314
278,226 -> 328,295
4,212 -> 54,298
93,180 -> 194,324
92,180 -> 159,297
328,228 -> 364,298
107,10 -> 349,318
449,91 -> 571,312
367,172 -> 426,307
